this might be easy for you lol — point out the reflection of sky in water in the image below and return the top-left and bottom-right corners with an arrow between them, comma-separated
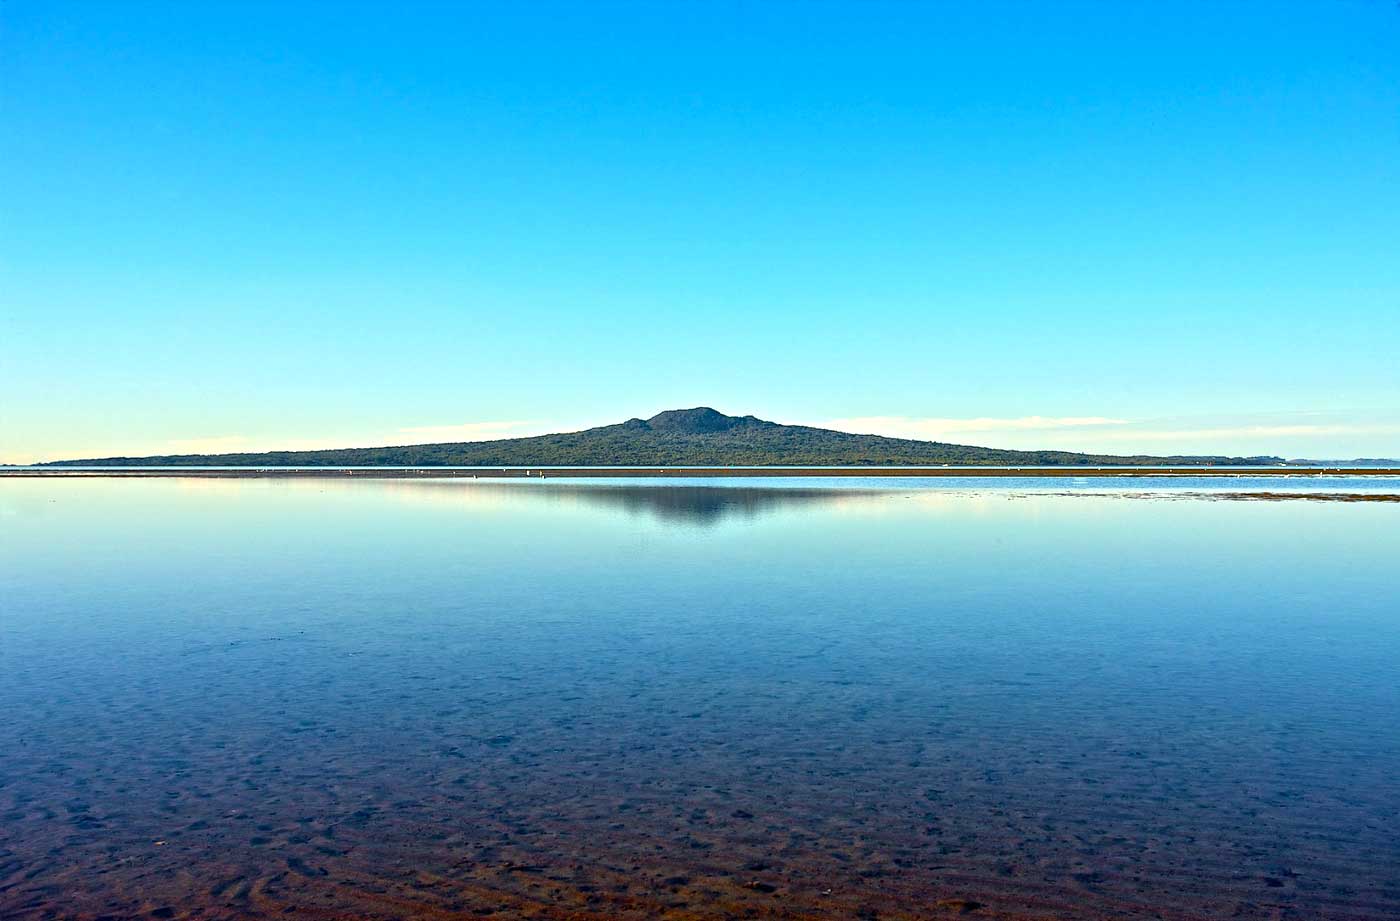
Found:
1,478 -> 1398,919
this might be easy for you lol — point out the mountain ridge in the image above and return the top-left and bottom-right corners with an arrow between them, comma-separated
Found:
41,407 -> 1296,467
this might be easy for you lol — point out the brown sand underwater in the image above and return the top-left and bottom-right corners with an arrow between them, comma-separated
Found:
2,479 -> 1398,920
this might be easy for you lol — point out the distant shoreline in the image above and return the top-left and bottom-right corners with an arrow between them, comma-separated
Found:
4,466 -> 1399,478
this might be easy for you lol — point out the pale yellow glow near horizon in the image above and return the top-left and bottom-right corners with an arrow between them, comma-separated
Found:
4,415 -> 1399,466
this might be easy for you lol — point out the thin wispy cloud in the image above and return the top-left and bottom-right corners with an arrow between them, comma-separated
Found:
1082,424 -> 1400,442
395,421 -> 546,442
162,435 -> 260,454
818,416 -> 1130,440
814,413 -> 1400,456
180,420 -> 563,453
10,420 -> 566,464
8,412 -> 1397,466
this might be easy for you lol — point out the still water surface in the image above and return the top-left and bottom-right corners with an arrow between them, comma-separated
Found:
2,477 -> 1398,920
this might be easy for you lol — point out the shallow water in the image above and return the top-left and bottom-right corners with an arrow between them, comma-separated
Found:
2,477 -> 1398,920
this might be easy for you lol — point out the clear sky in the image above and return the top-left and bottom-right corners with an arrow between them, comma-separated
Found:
3,1 -> 1398,462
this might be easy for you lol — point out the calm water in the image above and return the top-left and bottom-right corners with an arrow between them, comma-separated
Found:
2,477 -> 1398,920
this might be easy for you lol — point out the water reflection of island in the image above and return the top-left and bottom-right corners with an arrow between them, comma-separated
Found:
386,481 -> 885,526
360,478 -> 1400,527
563,484 -> 885,525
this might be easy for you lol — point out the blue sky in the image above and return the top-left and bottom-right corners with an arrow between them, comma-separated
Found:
3,1 -> 1398,462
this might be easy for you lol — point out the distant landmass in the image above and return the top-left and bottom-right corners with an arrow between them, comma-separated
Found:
1284,458 -> 1400,467
44,407 -> 1307,467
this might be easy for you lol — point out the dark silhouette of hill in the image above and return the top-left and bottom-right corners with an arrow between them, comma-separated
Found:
44,407 -> 1287,467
